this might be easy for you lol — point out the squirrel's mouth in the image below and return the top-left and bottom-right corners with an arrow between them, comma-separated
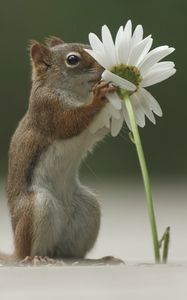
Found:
87,65 -> 104,85
88,74 -> 102,85
88,78 -> 99,84
88,77 -> 101,92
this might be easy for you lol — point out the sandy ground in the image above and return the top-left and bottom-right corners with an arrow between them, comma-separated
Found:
0,263 -> 187,300
0,177 -> 187,299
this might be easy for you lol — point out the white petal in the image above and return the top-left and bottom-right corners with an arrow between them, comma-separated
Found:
141,68 -> 176,87
89,101 -> 124,135
115,26 -> 124,48
89,124 -> 98,134
88,33 -> 104,52
131,24 -> 144,47
89,107 -> 109,133
115,26 -> 124,63
101,25 -> 116,65
89,116 -> 104,133
107,102 -> 121,119
122,102 -> 131,130
128,35 -> 152,66
136,38 -> 153,66
106,92 -> 122,110
130,93 -> 146,127
143,105 -> 156,124
117,20 -> 132,63
111,115 -> 124,137
102,25 -> 114,49
138,45 -> 168,66
102,105 -> 112,128
102,70 -> 136,91
136,89 -> 156,124
139,46 -> 175,75
124,19 -> 132,36
84,49 -> 110,69
142,61 -> 175,77
138,87 -> 163,116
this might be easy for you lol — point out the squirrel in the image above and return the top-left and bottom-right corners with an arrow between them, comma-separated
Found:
1,36 -> 117,264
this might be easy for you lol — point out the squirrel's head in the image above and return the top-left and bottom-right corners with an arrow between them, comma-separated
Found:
29,36 -> 103,103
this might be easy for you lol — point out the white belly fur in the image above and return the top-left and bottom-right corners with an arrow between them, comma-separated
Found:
30,129 -> 103,258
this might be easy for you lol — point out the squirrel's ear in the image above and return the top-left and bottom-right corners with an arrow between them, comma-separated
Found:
44,36 -> 64,47
29,40 -> 52,66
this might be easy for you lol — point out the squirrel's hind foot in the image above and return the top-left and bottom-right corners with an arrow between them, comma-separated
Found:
21,255 -> 56,266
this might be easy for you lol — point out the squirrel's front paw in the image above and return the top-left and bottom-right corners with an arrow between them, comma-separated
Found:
92,81 -> 116,104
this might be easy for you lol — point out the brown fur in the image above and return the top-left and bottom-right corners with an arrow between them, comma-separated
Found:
29,85 -> 108,139
44,36 -> 64,47
5,37 -> 112,260
13,192 -> 34,258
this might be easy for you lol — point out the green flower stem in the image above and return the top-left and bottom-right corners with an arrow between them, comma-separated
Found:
124,92 -> 160,263
160,227 -> 170,263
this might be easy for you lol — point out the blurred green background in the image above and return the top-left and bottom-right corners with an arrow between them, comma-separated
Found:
0,0 -> 186,178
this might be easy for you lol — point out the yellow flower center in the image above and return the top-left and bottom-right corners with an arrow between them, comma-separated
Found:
111,64 -> 142,87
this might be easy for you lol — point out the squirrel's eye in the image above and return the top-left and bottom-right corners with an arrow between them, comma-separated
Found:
66,54 -> 80,67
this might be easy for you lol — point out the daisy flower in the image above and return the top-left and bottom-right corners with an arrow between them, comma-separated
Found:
86,20 -> 176,136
